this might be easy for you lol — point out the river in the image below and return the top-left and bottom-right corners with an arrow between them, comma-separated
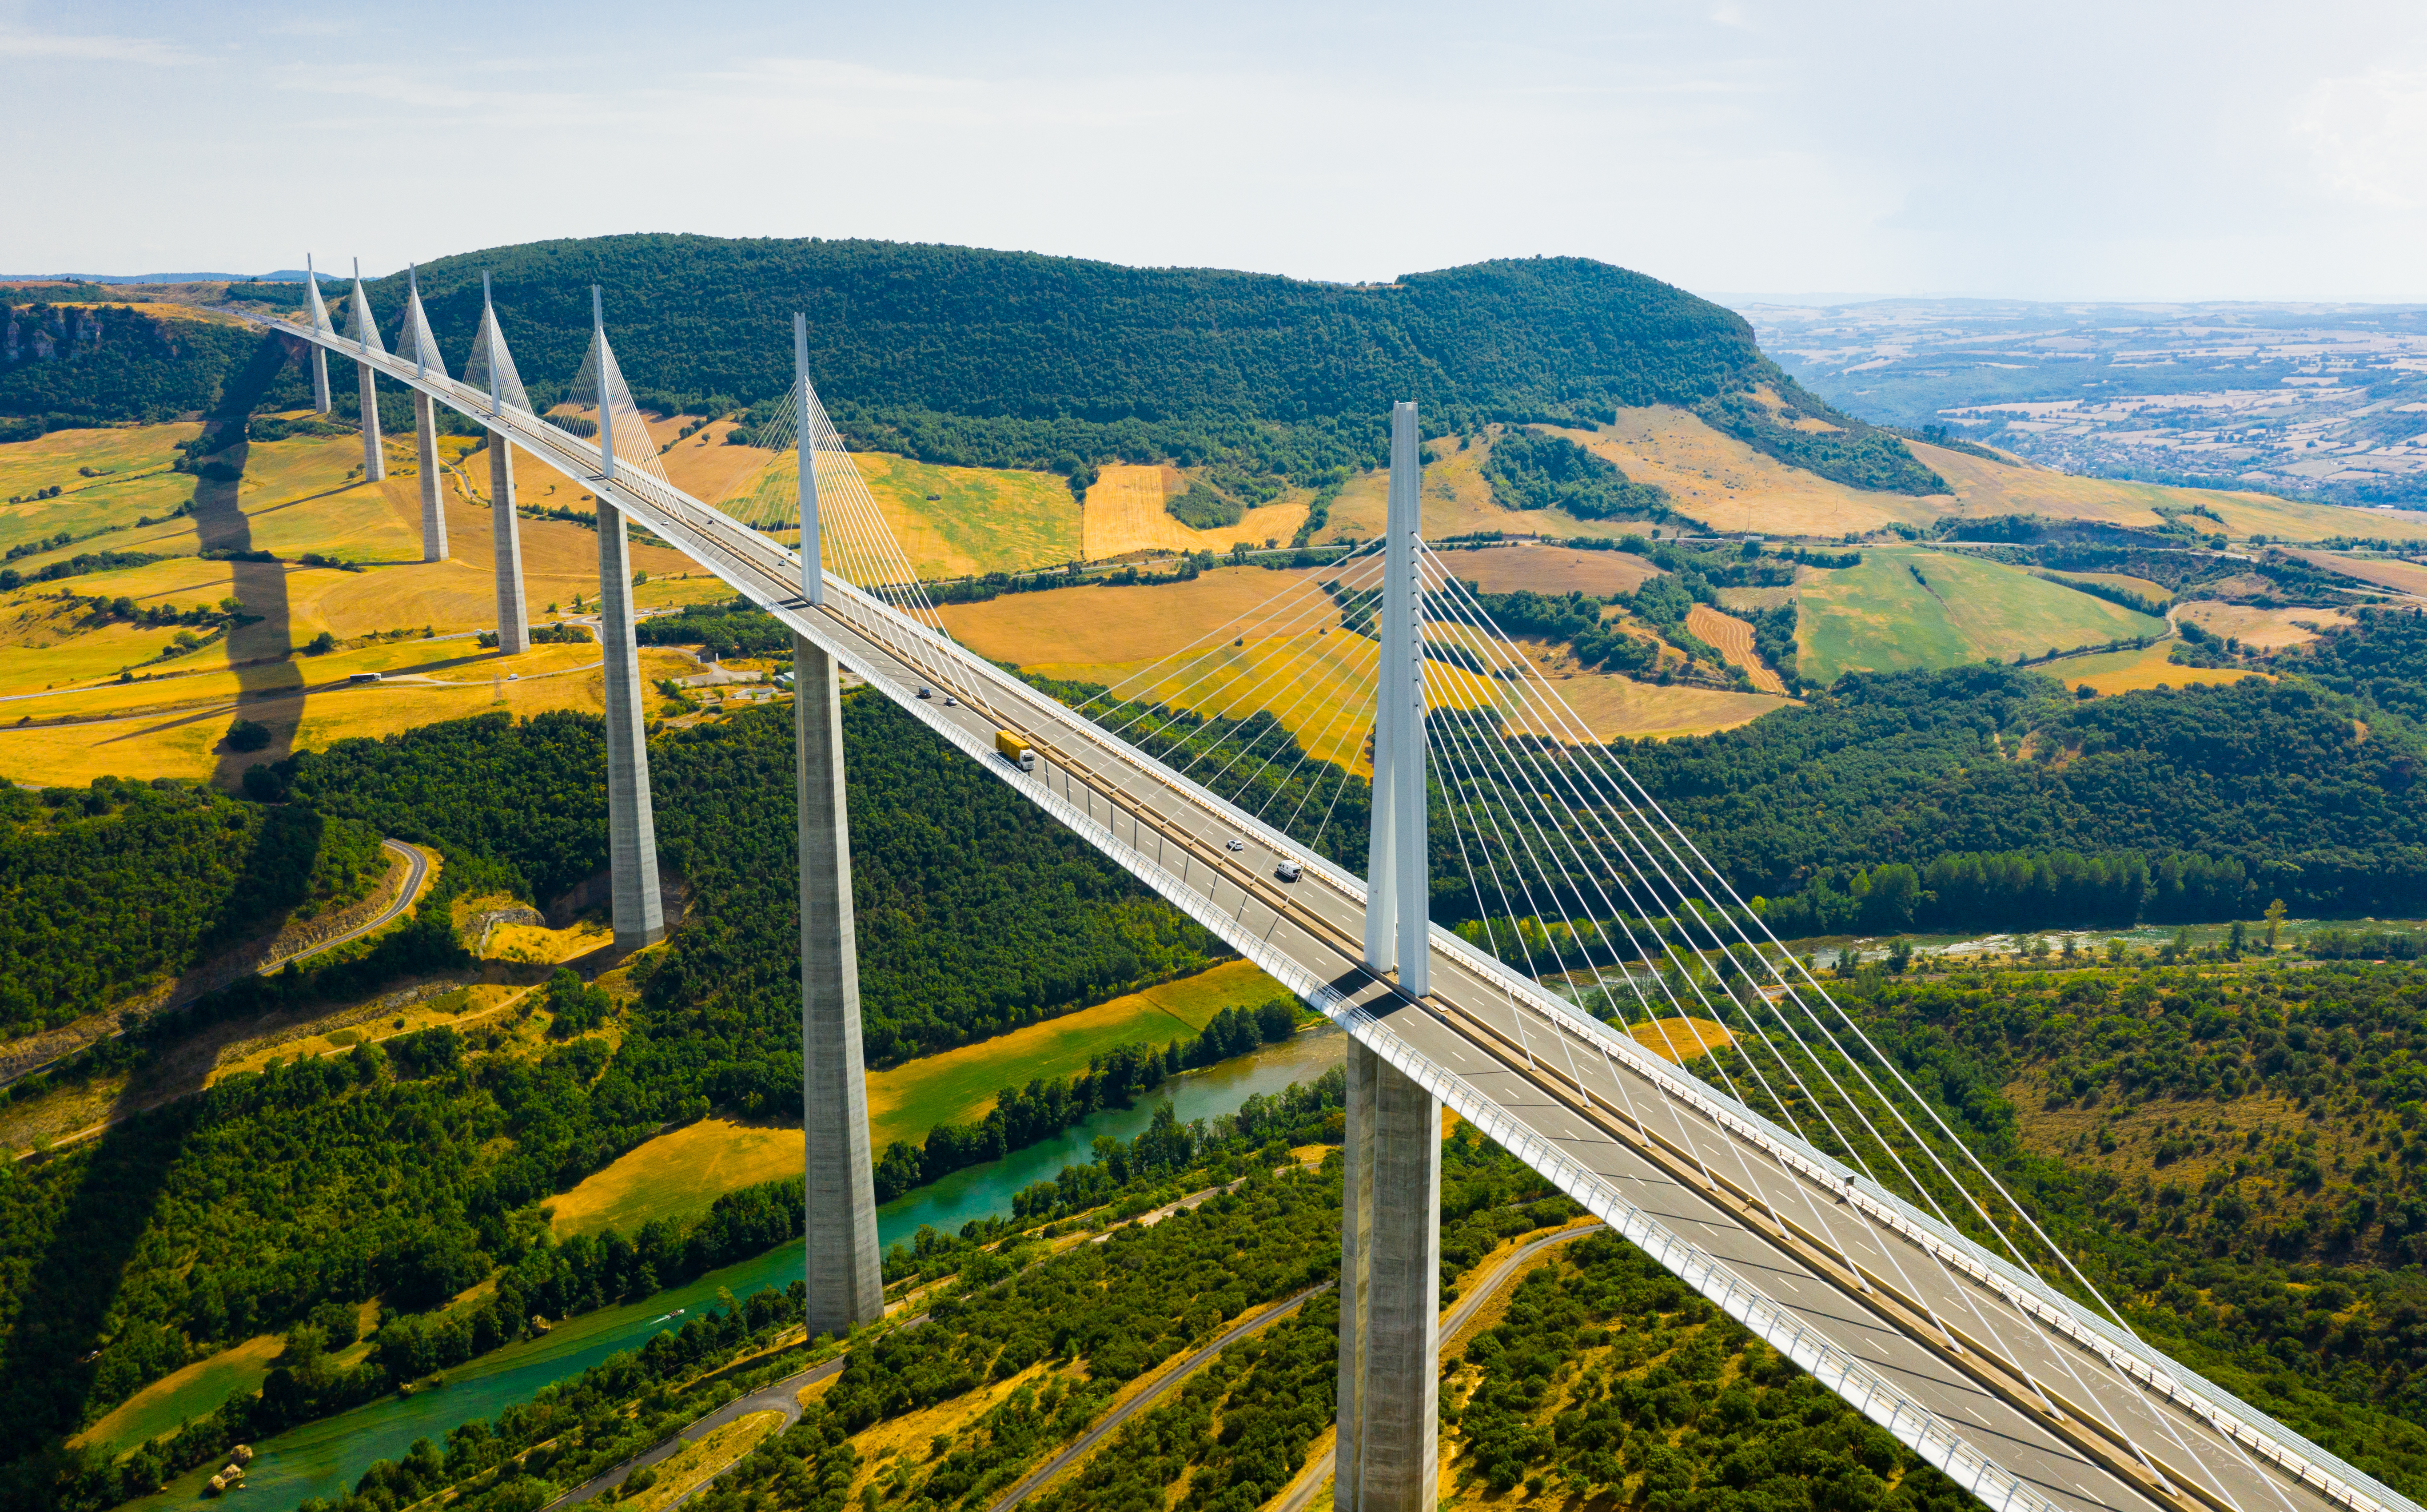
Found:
183,1024 -> 1343,1512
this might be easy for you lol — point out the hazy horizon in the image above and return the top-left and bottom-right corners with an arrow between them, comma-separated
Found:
6,0 -> 2424,303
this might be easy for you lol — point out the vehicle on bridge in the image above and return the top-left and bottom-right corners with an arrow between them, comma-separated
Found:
995,729 -> 1036,772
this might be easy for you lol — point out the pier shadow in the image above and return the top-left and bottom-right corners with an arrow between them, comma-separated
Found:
192,335 -> 312,790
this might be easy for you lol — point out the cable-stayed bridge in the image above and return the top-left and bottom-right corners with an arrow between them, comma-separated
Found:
239,267 -> 2412,1512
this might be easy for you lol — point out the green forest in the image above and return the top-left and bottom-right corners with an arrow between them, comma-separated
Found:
0,696 -> 1225,1509
1807,959 -> 2427,1491
0,778 -> 383,1037
4,241 -> 1937,506
1483,428 -> 1673,520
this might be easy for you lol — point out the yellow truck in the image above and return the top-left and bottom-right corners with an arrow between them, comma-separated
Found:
995,729 -> 1037,773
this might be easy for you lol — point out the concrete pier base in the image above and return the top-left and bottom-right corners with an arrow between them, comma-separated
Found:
311,347 -> 330,414
356,360 -> 385,483
595,497 -> 664,951
489,434 -> 528,654
795,633 -> 884,1337
1335,1037 -> 1440,1512
415,391 -> 447,561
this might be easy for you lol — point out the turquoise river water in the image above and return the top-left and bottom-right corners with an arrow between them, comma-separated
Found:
178,1025 -> 1343,1512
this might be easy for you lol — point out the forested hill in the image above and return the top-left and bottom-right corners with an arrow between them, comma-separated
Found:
371,241 -> 1758,426
4,240 -> 1945,492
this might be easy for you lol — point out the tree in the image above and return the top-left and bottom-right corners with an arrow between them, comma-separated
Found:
2266,898 -> 2288,951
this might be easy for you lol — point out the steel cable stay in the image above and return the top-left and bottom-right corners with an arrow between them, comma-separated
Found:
1421,667 -> 1724,1186
1073,549 -> 1384,760
1415,616 -> 1845,1253
1421,557 -> 2282,1511
1409,563 -> 1860,1211
250,304 -> 2379,1512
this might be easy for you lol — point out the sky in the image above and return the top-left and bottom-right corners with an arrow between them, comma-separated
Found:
6,0 -> 2426,303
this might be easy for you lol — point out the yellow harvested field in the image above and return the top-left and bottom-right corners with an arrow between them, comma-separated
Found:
1630,1017 -> 1734,1063
658,418 -> 772,501
1432,543 -> 1661,596
1911,442 -> 2170,529
623,1411 -> 789,1512
1033,630 -> 1497,775
2175,600 -> 2355,648
551,1117 -> 802,1237
1082,464 -> 1307,557
0,642 -> 694,788
2203,493 -> 2427,544
2055,641 -> 2266,696
1533,670 -> 1786,741
0,424 -> 202,554
2282,549 -> 2427,597
938,565 -> 1343,668
1570,410 -> 1945,537
1909,442 -> 2427,544
1686,604 -> 1785,694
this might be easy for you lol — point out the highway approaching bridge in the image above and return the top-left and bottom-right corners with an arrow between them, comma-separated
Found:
242,269 -> 2411,1512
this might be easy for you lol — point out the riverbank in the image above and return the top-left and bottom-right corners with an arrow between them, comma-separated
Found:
119,1023 -> 1345,1512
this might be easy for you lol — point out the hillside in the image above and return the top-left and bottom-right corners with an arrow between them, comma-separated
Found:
9,242 -> 1946,505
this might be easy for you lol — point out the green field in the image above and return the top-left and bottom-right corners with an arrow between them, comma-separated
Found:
865,958 -> 1279,1146
1796,547 -> 2167,683
550,959 -> 1288,1238
857,452 -> 1080,578
0,425 -> 203,557
67,1335 -> 284,1455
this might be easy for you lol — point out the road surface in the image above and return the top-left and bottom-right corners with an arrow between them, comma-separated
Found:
258,311 -> 2363,1512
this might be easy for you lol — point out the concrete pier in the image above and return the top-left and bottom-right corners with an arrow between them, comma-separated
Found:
1335,1038 -> 1442,1512
414,391 -> 447,561
489,435 -> 528,653
595,497 -> 664,951
357,361 -> 385,483
311,346 -> 330,414
795,632 -> 885,1336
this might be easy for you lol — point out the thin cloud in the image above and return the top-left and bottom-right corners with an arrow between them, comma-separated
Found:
0,29 -> 195,64
2295,68 -> 2427,210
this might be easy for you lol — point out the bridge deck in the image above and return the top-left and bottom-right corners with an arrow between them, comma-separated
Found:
261,315 -> 2365,1512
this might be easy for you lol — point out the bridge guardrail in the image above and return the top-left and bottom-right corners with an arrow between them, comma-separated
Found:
257,312 -> 2407,1512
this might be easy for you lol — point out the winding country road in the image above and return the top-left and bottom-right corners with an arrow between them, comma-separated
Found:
277,838 -> 428,968
0,837 -> 432,1098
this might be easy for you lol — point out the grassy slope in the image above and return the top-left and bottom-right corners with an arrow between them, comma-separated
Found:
1797,547 -> 2168,683
1912,440 -> 2427,543
857,452 -> 1079,577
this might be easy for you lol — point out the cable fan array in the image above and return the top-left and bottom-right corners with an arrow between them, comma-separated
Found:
1047,537 -> 2297,1512
710,378 -> 947,633
1405,538 -> 2298,1512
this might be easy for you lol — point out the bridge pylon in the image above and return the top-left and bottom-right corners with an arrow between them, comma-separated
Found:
346,259 -> 385,484
402,265 -> 448,562
303,255 -> 331,414
1338,401 -> 1442,1512
586,287 -> 666,953
791,314 -> 884,1334
470,271 -> 530,653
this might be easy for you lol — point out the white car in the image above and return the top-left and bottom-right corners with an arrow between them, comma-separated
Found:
944,695 -> 958,708
1224,838 -> 1244,853
1273,858 -> 1302,883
